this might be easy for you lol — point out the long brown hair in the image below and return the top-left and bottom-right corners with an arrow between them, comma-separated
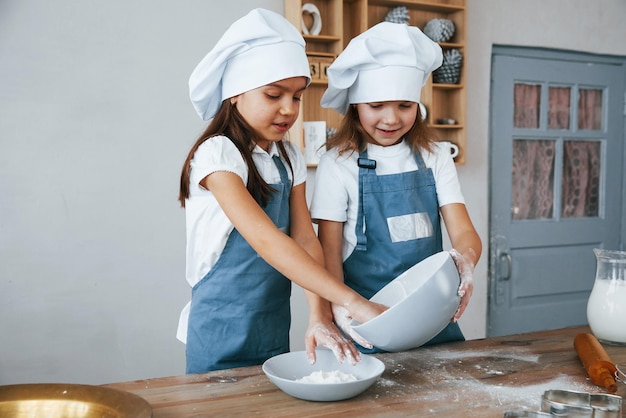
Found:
325,104 -> 437,156
178,101 -> 293,208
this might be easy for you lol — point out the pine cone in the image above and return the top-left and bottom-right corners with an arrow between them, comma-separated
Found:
424,18 -> 455,43
384,6 -> 410,25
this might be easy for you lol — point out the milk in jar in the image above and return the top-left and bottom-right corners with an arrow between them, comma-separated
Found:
587,248 -> 626,345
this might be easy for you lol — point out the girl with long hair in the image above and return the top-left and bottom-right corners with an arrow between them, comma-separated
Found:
177,9 -> 386,374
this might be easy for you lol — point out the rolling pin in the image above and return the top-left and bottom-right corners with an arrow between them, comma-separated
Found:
573,332 -> 618,393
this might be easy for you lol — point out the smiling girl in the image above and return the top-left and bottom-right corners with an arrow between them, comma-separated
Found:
311,22 -> 481,353
177,9 -> 386,374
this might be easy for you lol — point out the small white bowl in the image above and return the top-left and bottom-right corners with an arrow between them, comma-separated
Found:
352,251 -> 460,352
262,349 -> 384,402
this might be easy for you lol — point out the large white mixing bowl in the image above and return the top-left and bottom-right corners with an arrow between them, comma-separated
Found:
352,251 -> 461,352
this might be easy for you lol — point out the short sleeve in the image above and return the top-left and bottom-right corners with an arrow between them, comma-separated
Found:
310,149 -> 351,222
189,136 -> 248,191
425,142 -> 465,206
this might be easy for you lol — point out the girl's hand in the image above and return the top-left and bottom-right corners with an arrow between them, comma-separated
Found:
449,248 -> 476,322
331,303 -> 373,349
335,299 -> 388,348
304,320 -> 362,365
347,298 -> 388,323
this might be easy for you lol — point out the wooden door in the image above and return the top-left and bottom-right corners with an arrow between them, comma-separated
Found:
488,47 -> 625,337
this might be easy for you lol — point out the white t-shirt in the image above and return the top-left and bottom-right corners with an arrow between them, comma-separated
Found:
310,140 -> 464,262
177,136 -> 307,343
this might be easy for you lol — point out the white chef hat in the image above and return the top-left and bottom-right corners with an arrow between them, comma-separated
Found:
189,8 -> 311,120
321,22 -> 442,114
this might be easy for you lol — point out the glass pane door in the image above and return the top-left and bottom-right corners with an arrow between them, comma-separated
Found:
511,82 -> 604,221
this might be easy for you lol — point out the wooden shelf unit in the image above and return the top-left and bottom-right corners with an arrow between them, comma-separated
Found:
286,0 -> 467,164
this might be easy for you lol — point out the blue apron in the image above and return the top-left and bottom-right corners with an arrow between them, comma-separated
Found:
343,148 -> 463,353
186,155 -> 292,373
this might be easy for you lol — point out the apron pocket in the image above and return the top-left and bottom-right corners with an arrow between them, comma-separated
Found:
387,212 -> 433,242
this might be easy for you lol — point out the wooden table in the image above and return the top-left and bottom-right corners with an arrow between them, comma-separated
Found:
105,327 -> 625,417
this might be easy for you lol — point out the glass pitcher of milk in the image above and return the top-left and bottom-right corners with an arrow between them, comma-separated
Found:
587,248 -> 626,345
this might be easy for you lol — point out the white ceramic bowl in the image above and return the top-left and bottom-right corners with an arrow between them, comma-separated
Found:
262,349 -> 384,402
351,251 -> 460,352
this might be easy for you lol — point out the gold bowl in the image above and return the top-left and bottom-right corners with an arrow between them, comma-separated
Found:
0,383 -> 152,418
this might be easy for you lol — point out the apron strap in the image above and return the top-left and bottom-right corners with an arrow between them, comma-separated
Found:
355,149 -> 376,251
272,154 -> 291,234
272,155 -> 291,187
413,147 -> 427,170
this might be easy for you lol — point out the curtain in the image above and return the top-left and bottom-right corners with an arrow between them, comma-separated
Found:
561,88 -> 603,217
512,139 -> 555,220
562,141 -> 600,217
549,87 -> 570,129
578,89 -> 603,130
514,84 -> 540,129
511,84 -> 602,220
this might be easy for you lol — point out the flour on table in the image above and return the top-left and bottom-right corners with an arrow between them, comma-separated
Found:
296,370 -> 358,383
374,346 -> 604,410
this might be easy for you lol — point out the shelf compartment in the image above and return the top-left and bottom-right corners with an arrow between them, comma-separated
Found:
303,35 -> 342,43
367,0 -> 464,13
430,87 -> 465,128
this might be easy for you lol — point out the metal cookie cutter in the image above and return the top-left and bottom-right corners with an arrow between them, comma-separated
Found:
541,389 -> 622,417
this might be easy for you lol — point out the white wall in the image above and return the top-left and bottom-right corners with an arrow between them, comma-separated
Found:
1,0 -> 625,386
0,0 -> 283,385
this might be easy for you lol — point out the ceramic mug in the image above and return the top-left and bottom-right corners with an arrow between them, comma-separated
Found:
301,3 -> 322,35
440,141 -> 459,158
